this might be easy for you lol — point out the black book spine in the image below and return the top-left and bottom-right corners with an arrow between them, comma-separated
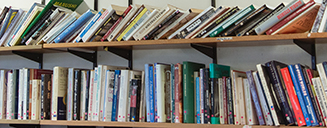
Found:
226,77 -> 233,124
302,68 -> 324,126
144,10 -> 182,40
210,78 -> 219,121
40,75 -> 44,120
203,69 -> 211,124
195,7 -> 239,38
222,5 -> 268,36
244,3 -> 285,36
73,70 -> 81,120
89,12 -> 120,42
13,69 -> 19,119
41,74 -> 51,120
266,61 -> 295,125
84,70 -> 90,121
130,79 -> 141,122
21,6 -> 55,44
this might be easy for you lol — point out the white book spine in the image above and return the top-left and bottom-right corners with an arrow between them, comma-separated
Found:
243,79 -> 258,125
92,67 -> 99,121
156,64 -> 168,122
317,63 -> 327,97
233,76 -> 239,125
219,78 -> 224,124
22,69 -> 28,120
103,71 -> 114,121
88,70 -> 95,121
312,78 -> 327,124
31,80 -> 40,120
118,70 -> 130,122
237,78 -> 246,125
318,7 -> 327,32
6,72 -> 12,119
51,67 -> 58,120
253,71 -> 273,125
67,68 -> 74,121
80,71 -> 86,120
99,65 -> 108,121
17,69 -> 24,120
0,70 -> 6,119
256,64 -> 280,126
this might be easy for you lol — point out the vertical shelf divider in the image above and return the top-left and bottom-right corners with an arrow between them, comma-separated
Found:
293,39 -> 316,70
12,51 -> 43,69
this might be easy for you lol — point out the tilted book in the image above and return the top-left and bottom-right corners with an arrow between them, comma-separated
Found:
311,0 -> 327,32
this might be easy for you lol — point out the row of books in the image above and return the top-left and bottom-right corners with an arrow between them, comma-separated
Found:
0,0 -> 323,47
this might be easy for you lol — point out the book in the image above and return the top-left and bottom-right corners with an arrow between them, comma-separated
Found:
31,79 -> 41,120
231,70 -> 247,125
154,63 -> 170,122
0,7 -> 10,27
236,77 -> 246,125
0,7 -> 14,40
312,77 -> 327,126
0,9 -> 24,46
270,3 -> 319,35
243,78 -> 258,125
200,68 -> 211,124
226,77 -> 234,124
208,5 -> 256,37
130,79 -> 141,122
170,64 -> 175,123
102,70 -> 114,121
40,74 -> 51,120
87,69 -> 95,121
6,70 -> 18,119
51,66 -> 68,120
266,1 -> 316,35
0,70 -> 8,119
311,0 -> 327,32
22,0 -> 84,40
254,0 -> 305,35
183,61 -> 205,123
174,63 -> 183,123
17,69 -> 24,120
195,76 -> 200,124
280,67 -> 306,126
73,70 -> 81,120
80,70 -> 90,121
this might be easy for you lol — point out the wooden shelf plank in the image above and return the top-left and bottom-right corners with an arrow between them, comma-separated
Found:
43,33 -> 312,49
39,120 -> 305,128
0,45 -> 42,52
0,119 -> 39,124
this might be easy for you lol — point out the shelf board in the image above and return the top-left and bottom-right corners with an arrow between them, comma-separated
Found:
0,119 -> 39,124
43,33 -> 313,50
39,120 -> 306,128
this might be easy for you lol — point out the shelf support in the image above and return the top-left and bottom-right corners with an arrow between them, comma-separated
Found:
10,124 -> 40,128
128,0 -> 133,6
94,0 -> 98,11
12,51 -> 43,69
211,0 -> 216,7
191,43 -> 217,63
67,49 -> 98,68
293,39 -> 316,70
104,47 -> 133,70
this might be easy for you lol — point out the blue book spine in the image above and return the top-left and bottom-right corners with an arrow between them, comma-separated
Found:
196,77 -> 200,124
149,65 -> 155,122
145,64 -> 151,122
170,64 -> 175,123
54,10 -> 95,43
294,64 -> 319,126
288,65 -> 311,126
246,71 -> 265,125
111,70 -> 120,121
154,64 -> 158,122
0,8 -> 12,39
76,11 -> 102,43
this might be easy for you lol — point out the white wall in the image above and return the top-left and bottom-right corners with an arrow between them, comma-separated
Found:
0,0 -> 325,127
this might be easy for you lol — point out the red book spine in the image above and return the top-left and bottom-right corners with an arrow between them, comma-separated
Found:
174,64 -> 183,123
266,0 -> 315,35
222,76 -> 228,123
280,67 -> 306,126
306,69 -> 325,126
101,5 -> 133,42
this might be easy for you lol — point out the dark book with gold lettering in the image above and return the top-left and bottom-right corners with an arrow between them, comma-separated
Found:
41,74 -> 51,120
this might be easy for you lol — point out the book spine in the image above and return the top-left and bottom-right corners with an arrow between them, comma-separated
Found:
200,69 -> 204,124
218,78 -> 224,124
87,70 -> 94,121
303,68 -> 323,126
111,70 -> 120,121
311,0 -> 327,32
117,70 -> 130,122
266,1 -> 315,35
18,69 -> 24,120
226,77 -> 233,124
196,77 -> 200,124
222,77 -> 228,124
254,0 -> 304,35
101,17 -> 122,42
0,70 -> 6,119
73,70 -> 81,120
122,10 -> 150,41
294,64 -> 319,126
288,65 -> 312,126
246,71 -> 265,125
76,10 -> 103,42
103,71 -> 114,121
209,5 -> 255,37
67,68 -> 73,121
80,71 -> 85,120
89,13 -> 120,42
171,64 -> 175,123
144,64 -> 151,122
243,79 -> 257,125
174,64 -> 183,123
210,77 -> 218,124
236,78 -> 245,125
130,79 -> 141,122
203,69 -> 211,124
312,78 -> 327,125
6,71 -> 12,119
252,72 -> 274,125
280,67 -> 306,126
31,79 -> 40,120
85,71 -> 90,120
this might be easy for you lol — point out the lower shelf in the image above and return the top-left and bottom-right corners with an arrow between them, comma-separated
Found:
39,120 -> 301,128
0,119 -> 39,124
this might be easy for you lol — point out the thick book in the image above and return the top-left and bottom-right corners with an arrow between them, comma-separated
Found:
265,61 -> 295,125
102,70 -> 115,122
80,70 -> 90,121
243,78 -> 258,125
174,63 -> 183,123
254,0 -> 304,35
40,74 -> 51,120
252,71 -> 274,125
291,64 -> 319,126
89,11 -> 120,42
312,77 -> 327,126
209,63 -> 230,124
31,79 -> 41,120
270,3 -> 319,35
200,68 -> 211,124
208,5 -> 255,37
231,70 -> 247,125
311,0 -> 327,32
280,67 -> 306,126
246,71 -> 265,125
6,70 -> 18,119
0,7 -> 13,39
22,0 -> 84,39
266,1 -> 315,35
51,67 -> 68,120
130,79 -> 141,122
183,61 -> 205,123
236,77 -> 246,125
0,70 -> 8,119
0,9 -> 24,46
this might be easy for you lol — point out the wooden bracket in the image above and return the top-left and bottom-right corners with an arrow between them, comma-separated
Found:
293,39 -> 316,70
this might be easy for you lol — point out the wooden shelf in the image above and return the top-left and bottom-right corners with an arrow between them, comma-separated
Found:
0,119 -> 39,124
0,45 -> 43,55
38,120 -> 309,128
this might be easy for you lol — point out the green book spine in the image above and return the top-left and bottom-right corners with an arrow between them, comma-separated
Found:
21,0 -> 83,39
209,63 -> 230,124
183,61 -> 205,123
209,5 -> 255,37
